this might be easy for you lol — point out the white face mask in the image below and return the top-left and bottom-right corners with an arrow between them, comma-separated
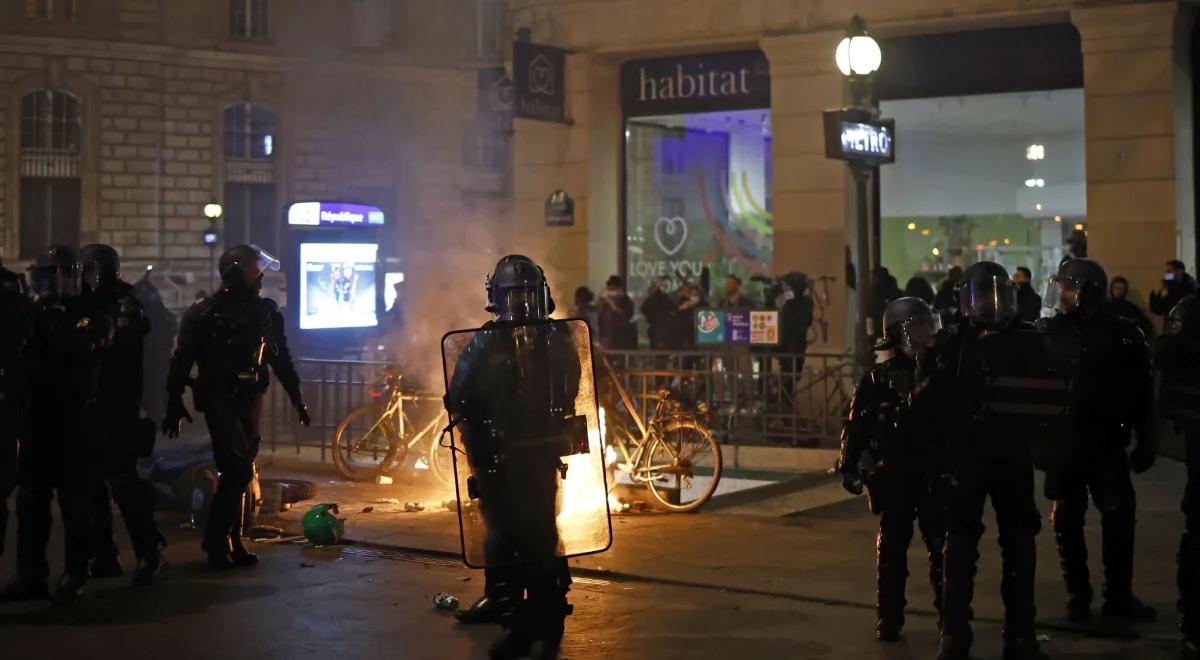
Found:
1166,272 -> 1177,282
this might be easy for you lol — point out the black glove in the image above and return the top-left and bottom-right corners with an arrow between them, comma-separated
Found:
1130,445 -> 1156,474
296,404 -> 312,427
841,472 -> 864,496
162,398 -> 192,438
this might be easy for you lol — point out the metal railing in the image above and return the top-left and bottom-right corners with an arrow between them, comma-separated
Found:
258,349 -> 855,461
600,349 -> 854,447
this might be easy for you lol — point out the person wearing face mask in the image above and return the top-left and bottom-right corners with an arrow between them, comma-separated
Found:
597,275 -> 636,350
1150,259 -> 1199,320
838,297 -> 944,642
1012,267 -> 1042,323
1037,258 -> 1157,624
162,244 -> 310,569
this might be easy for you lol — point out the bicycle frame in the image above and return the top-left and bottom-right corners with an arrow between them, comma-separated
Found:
597,356 -> 695,485
358,375 -> 446,465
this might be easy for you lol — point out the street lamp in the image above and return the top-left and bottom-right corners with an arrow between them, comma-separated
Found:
203,202 -> 223,291
835,15 -> 882,370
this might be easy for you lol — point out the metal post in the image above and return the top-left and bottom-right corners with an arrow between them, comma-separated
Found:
851,162 -> 873,371
209,244 -> 217,293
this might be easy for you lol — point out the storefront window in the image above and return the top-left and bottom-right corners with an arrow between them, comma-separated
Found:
879,89 -> 1085,294
625,109 -> 773,304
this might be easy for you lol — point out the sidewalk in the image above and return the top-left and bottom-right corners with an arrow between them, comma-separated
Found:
258,452 -> 1190,643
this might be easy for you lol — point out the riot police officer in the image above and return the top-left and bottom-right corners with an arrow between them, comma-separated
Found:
1039,258 -> 1156,623
1,246 -> 111,605
163,244 -> 310,569
80,244 -> 165,585
444,255 -> 591,660
839,297 -> 944,641
0,260 -> 31,560
1159,294 -> 1200,654
921,262 -> 1048,660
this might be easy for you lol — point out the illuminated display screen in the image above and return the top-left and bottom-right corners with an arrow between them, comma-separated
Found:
299,242 -> 379,330
288,201 -> 385,227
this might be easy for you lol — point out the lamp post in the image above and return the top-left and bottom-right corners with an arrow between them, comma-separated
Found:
835,16 -> 882,369
203,202 -> 222,292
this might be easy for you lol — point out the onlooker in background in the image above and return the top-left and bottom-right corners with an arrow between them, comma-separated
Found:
598,275 -> 636,350
868,267 -> 903,340
1012,266 -> 1042,322
382,282 -> 406,333
569,286 -> 599,338
718,274 -> 753,310
1107,276 -> 1154,340
640,278 -> 674,349
1150,259 -> 1199,320
778,272 -> 814,371
933,266 -> 964,327
903,276 -> 936,305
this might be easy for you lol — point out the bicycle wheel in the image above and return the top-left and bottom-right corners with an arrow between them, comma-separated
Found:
425,411 -> 456,489
332,404 -> 400,482
643,418 -> 722,513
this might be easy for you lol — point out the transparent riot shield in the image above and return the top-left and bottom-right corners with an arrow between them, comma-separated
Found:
441,318 -> 612,569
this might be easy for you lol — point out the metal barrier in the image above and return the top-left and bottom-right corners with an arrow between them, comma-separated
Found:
600,349 -> 854,447
259,349 -> 854,462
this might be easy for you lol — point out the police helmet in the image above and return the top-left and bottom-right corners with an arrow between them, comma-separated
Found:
486,254 -> 555,322
28,245 -> 81,298
80,243 -> 121,291
880,296 -> 940,356
1052,257 -> 1107,316
218,244 -> 280,289
1167,295 -> 1200,340
959,261 -> 1017,329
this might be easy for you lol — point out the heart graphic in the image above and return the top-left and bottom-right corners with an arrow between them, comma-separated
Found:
654,216 -> 689,256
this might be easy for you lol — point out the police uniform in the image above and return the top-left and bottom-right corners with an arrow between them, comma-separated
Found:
164,245 -> 307,568
0,264 -> 31,558
81,244 -> 165,584
839,297 -> 944,640
1155,294 -> 1200,653
1039,258 -> 1156,622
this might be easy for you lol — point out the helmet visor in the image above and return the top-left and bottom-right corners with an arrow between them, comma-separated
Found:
250,245 -> 281,272
959,276 -> 1016,327
497,286 -> 549,322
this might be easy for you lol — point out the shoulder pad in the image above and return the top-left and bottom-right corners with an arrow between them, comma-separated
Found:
1113,315 -> 1147,345
259,297 -> 280,313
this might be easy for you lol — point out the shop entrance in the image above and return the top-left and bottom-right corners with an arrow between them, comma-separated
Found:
879,89 -> 1086,295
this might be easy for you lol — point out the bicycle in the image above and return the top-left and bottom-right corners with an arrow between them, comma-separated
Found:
332,366 -> 454,485
598,357 -> 723,512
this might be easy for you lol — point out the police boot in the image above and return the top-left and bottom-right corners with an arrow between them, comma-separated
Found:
1053,523 -> 1093,622
132,536 -> 167,587
458,569 -> 519,625
202,530 -> 235,570
228,499 -> 258,568
50,573 -> 86,608
928,537 -> 947,632
935,635 -> 971,660
1180,534 -> 1200,654
1102,594 -> 1157,622
0,575 -> 49,602
876,555 -> 906,641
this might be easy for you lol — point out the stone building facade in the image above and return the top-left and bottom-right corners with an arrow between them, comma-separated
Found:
1,0 -> 510,309
502,0 -> 1198,353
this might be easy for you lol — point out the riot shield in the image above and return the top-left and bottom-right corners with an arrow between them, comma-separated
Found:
441,318 -> 611,569
1158,335 -> 1200,427
973,327 -> 1079,471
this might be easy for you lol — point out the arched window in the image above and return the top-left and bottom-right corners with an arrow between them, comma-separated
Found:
20,89 -> 81,153
223,102 -> 277,252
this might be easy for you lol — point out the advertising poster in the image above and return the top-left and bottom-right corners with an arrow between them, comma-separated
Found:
749,310 -> 779,345
299,242 -> 379,330
695,309 -> 725,345
725,310 -> 751,343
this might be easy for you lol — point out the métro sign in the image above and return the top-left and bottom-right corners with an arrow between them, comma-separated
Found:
823,108 -> 896,165
287,201 -> 386,228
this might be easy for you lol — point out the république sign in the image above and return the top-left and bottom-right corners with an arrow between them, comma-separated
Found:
621,50 -> 770,117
